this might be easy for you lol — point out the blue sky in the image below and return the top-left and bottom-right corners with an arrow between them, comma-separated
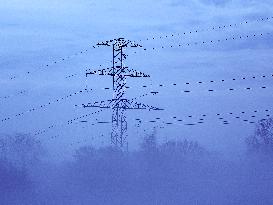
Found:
1,0 -> 273,159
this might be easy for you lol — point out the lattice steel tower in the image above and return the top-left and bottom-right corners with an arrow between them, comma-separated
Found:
84,38 -> 161,150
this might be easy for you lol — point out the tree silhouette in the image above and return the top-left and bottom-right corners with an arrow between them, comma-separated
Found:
246,118 -> 273,155
0,133 -> 43,171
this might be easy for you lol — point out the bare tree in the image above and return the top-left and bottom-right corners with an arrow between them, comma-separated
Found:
159,139 -> 205,156
246,118 -> 273,155
0,137 -> 7,161
140,131 -> 158,154
0,133 -> 43,171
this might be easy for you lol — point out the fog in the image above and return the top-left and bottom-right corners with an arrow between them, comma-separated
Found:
1,119 -> 273,204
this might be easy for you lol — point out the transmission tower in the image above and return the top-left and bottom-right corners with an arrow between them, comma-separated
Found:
84,38 -> 162,150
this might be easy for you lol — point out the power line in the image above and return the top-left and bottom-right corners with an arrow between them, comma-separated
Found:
137,16 -> 273,42
1,88 -> 92,123
31,91 -> 157,137
134,108 -> 272,127
32,109 -> 103,136
3,18 -> 272,104
139,32 -> 271,51
0,90 -> 28,102
3,43 -> 101,82
4,28 -> 271,105
4,63 -> 273,104
127,81 -> 272,93
4,16 -> 272,83
62,32 -> 272,83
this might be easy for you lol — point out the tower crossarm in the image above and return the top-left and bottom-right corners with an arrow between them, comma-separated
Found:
83,98 -> 163,111
82,99 -> 112,109
127,100 -> 164,111
86,67 -> 150,78
97,38 -> 142,48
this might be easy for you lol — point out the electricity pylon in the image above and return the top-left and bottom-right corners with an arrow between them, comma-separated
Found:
84,38 -> 162,150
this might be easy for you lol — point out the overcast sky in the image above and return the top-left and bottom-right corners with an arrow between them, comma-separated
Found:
1,0 -> 273,159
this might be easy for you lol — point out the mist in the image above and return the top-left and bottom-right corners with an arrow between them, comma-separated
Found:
1,119 -> 273,204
